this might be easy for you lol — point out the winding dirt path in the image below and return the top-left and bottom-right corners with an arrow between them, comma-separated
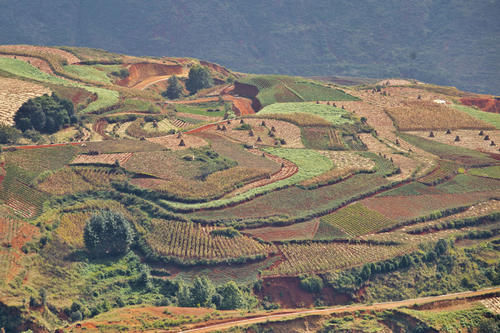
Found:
181,287 -> 500,333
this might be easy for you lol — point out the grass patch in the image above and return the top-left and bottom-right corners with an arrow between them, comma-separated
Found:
63,65 -> 112,84
435,174 -> 500,194
238,75 -> 358,107
469,166 -> 500,179
174,102 -> 226,117
453,104 -> 500,129
400,305 -> 491,332
258,102 -> 354,126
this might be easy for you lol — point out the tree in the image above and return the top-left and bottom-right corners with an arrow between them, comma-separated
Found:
0,124 -> 21,144
162,75 -> 183,99
185,65 -> 213,94
14,93 -> 76,134
191,276 -> 215,307
218,281 -> 245,310
83,210 -> 134,257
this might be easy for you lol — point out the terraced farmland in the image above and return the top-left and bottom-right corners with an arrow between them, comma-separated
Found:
264,242 -> 409,276
145,219 -> 275,264
0,77 -> 51,125
320,203 -> 396,237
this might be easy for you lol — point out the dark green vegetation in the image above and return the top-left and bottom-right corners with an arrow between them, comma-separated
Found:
14,93 -> 76,134
1,1 -> 499,94
186,65 -> 213,94
83,210 -> 134,257
162,75 -> 183,99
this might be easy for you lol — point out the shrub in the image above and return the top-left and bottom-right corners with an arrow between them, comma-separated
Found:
83,210 -> 134,257
0,123 -> 21,144
299,275 -> 324,293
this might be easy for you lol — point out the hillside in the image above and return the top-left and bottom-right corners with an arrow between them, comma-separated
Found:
0,0 -> 499,94
0,45 -> 499,332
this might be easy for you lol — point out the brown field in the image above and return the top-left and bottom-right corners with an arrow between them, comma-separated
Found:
146,133 -> 208,150
386,101 -> 494,131
400,199 -> 500,234
225,148 -> 298,197
131,166 -> 266,200
208,118 -> 304,148
71,152 -> 133,165
0,217 -> 39,284
406,129 -> 500,154
0,77 -> 51,125
362,191 -> 499,222
243,219 -> 320,242
0,45 -> 80,64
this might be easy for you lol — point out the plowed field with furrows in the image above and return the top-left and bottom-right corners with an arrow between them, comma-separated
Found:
0,77 -> 51,125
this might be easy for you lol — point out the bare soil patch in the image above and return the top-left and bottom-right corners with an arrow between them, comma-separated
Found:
461,97 -> 500,114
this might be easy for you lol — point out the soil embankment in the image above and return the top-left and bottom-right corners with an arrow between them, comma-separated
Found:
117,62 -> 185,88
233,81 -> 262,112
460,97 -> 500,113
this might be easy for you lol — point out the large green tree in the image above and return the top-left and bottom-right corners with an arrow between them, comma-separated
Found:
83,210 -> 134,257
218,281 -> 245,310
14,93 -> 76,134
162,75 -> 183,99
185,65 -> 213,94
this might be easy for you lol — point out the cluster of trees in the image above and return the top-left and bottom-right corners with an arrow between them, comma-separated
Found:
177,276 -> 251,310
14,93 -> 77,134
162,65 -> 212,99
83,210 -> 135,257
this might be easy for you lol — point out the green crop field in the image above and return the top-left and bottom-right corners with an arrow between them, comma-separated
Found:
174,102 -> 226,117
0,57 -> 119,113
452,104 -> 500,129
238,75 -> 359,107
469,166 -> 500,179
258,102 -> 354,126
320,203 -> 396,238
63,64 -> 112,84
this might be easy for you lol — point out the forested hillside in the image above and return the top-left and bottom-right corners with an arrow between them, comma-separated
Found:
0,0 -> 499,94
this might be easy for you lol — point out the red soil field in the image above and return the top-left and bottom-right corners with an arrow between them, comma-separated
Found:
460,97 -> 500,114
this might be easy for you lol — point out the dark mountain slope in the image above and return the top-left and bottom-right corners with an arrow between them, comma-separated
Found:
0,0 -> 499,94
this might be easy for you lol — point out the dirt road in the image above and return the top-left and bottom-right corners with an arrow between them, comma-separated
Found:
180,287 -> 500,332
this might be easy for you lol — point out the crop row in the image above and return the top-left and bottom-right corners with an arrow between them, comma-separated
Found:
320,203 -> 396,238
144,219 -> 274,265
418,161 -> 458,185
263,242 -> 409,276
56,211 -> 91,248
